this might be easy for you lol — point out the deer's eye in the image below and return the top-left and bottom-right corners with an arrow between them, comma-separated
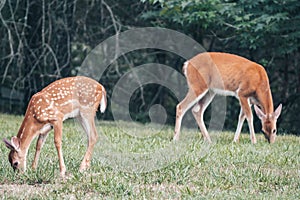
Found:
272,129 -> 277,134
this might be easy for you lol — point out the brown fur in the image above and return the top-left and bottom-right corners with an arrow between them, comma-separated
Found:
174,52 -> 282,144
3,76 -> 107,177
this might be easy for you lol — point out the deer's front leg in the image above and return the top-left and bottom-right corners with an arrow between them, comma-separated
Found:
32,133 -> 49,169
233,108 -> 246,143
32,124 -> 52,169
52,119 -> 66,177
239,97 -> 257,144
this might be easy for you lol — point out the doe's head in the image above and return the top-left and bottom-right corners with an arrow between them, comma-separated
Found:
254,104 -> 282,144
3,137 -> 26,172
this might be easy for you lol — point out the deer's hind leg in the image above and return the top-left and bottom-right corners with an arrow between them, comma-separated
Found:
78,109 -> 98,172
174,63 -> 210,141
192,91 -> 215,143
52,116 -> 67,177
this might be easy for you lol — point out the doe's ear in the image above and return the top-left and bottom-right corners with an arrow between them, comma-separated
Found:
274,103 -> 282,119
254,105 -> 266,120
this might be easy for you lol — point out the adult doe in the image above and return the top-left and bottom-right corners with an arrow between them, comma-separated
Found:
174,52 -> 282,144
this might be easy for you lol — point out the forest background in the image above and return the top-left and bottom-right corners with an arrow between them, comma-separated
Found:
0,0 -> 299,135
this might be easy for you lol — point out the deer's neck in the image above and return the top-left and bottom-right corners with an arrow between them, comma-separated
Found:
16,114 -> 42,153
257,87 -> 274,115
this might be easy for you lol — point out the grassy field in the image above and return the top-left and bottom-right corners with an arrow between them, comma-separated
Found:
0,113 -> 299,199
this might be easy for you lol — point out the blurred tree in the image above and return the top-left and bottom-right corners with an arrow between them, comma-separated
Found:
0,0 -> 76,112
0,0 -> 155,119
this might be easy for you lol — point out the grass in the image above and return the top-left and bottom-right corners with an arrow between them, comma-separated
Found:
0,113 -> 299,199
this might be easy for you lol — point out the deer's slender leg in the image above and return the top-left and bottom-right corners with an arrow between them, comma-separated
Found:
192,91 -> 215,142
52,117 -> 66,177
78,110 -> 98,172
32,131 -> 50,169
174,89 -> 208,141
239,97 -> 256,144
233,108 -> 246,143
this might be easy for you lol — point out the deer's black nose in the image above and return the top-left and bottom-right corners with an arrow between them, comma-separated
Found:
12,161 -> 19,169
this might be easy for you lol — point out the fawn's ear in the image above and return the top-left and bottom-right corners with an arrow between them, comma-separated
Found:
254,105 -> 266,120
3,136 -> 20,151
3,138 -> 14,150
274,104 -> 282,119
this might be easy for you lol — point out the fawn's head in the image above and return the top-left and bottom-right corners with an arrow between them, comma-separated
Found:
3,137 -> 26,172
254,104 -> 282,143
